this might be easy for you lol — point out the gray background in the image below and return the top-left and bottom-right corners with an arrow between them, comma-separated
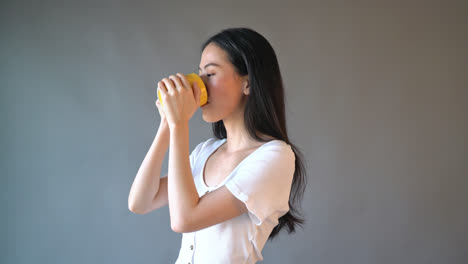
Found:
1,0 -> 467,263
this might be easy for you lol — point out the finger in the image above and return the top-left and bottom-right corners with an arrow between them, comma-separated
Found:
157,82 -> 166,101
158,81 -> 168,94
177,73 -> 190,89
169,74 -> 183,91
192,80 -> 201,105
162,77 -> 175,94
155,95 -> 165,109
155,99 -> 161,110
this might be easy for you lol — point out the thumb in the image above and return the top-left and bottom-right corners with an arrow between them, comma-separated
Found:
155,99 -> 162,112
193,81 -> 201,105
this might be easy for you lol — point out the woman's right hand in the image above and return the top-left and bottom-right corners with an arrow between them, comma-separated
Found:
155,84 -> 168,127
155,97 -> 166,120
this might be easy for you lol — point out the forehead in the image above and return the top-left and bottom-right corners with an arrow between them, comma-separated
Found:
199,43 -> 228,68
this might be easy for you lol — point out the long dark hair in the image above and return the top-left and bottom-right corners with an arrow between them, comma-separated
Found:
200,27 -> 308,241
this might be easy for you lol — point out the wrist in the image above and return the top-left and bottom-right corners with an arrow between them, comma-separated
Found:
159,117 -> 168,126
169,121 -> 189,133
158,120 -> 169,133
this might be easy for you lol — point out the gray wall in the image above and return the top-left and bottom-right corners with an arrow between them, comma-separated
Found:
1,0 -> 467,263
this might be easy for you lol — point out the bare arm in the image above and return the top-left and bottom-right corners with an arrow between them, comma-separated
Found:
167,122 -> 199,229
167,122 -> 248,233
128,121 -> 170,214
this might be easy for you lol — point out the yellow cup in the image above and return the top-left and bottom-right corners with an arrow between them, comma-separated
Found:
157,73 -> 208,107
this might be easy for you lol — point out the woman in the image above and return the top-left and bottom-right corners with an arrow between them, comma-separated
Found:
128,27 -> 307,264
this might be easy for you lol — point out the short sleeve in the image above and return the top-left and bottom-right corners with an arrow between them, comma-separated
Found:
224,141 -> 296,226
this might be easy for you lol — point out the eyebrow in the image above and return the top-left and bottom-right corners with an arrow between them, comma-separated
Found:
198,63 -> 221,71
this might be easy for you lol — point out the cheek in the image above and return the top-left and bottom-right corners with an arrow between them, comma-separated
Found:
209,77 -> 240,99
207,79 -> 227,99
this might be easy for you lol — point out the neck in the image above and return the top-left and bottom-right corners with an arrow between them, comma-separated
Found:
221,106 -> 255,153
220,98 -> 276,153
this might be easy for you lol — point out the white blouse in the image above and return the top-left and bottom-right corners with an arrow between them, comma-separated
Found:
174,137 -> 296,264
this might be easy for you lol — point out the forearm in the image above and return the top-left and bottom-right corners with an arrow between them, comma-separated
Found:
128,121 -> 170,213
167,122 -> 199,230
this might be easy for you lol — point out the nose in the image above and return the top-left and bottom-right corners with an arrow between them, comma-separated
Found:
199,75 -> 209,90
199,74 -> 208,83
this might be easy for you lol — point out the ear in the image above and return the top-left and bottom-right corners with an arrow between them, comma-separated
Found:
242,76 -> 250,95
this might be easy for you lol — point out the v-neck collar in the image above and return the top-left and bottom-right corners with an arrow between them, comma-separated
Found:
200,138 -> 280,192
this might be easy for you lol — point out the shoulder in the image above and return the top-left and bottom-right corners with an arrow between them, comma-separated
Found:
191,137 -> 225,155
199,137 -> 225,149
241,139 -> 295,171
258,139 -> 295,160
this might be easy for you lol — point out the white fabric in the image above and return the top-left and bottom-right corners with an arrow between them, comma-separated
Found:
174,137 -> 296,264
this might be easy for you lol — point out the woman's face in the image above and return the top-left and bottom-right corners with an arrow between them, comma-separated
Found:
198,43 -> 249,123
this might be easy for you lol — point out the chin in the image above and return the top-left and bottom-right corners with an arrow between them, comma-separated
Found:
202,109 -> 223,123
202,114 -> 220,123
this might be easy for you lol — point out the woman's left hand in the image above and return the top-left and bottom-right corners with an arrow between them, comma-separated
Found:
157,73 -> 201,130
